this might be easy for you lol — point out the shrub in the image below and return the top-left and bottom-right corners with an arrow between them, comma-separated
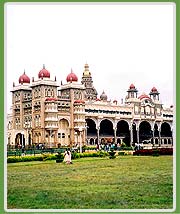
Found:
7,156 -> 43,163
108,149 -> 116,159
71,152 -> 81,159
133,148 -> 173,156
71,151 -> 109,159
55,152 -> 64,163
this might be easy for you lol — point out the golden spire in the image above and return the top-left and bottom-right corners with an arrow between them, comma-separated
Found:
83,63 -> 91,76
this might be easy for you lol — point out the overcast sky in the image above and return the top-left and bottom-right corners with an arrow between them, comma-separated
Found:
5,3 -> 175,113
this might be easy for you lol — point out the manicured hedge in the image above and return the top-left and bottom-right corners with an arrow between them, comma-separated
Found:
71,151 -> 109,159
7,156 -> 43,163
7,151 -> 110,163
133,148 -> 173,156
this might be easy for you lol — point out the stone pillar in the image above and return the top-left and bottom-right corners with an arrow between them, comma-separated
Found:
158,128 -> 161,147
114,127 -> 117,144
82,129 -> 86,146
54,130 -> 58,148
152,129 -> 154,145
79,131 -> 82,153
97,127 -> 100,145
25,129 -> 28,146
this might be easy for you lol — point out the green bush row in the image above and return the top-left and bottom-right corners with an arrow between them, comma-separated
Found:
7,156 -> 43,163
71,151 -> 109,159
7,154 -> 57,163
7,151 -> 110,163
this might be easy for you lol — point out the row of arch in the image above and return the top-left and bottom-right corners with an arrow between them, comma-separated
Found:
86,119 -> 172,146
12,118 -> 172,148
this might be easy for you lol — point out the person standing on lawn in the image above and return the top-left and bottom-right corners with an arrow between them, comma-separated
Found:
64,149 -> 72,164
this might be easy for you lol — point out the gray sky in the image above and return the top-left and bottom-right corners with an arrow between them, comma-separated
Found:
5,3 -> 175,112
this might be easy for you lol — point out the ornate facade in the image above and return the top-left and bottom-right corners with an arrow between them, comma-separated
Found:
7,64 -> 173,149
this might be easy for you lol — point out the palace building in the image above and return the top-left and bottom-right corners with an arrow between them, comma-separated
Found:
7,64 -> 173,149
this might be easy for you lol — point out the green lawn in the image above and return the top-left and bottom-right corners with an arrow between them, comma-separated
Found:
7,155 -> 173,209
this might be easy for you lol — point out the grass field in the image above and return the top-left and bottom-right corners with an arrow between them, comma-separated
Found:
7,155 -> 173,210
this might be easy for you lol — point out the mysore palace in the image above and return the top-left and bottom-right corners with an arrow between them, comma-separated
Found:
7,63 -> 173,149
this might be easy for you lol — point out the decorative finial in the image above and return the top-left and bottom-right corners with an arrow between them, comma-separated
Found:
24,69 -> 25,74
55,76 -> 56,81
61,80 -> 63,85
13,82 -> 15,87
32,77 -> 34,82
43,64 -> 45,69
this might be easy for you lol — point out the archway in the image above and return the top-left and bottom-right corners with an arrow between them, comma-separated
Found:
160,122 -> 172,137
139,121 -> 152,143
58,119 -> 70,146
86,119 -> 97,137
15,133 -> 25,148
99,119 -> 114,137
116,120 -> 130,146
90,138 -> 95,145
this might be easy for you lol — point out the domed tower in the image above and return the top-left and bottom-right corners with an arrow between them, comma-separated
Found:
127,84 -> 138,99
58,68 -> 85,147
31,65 -> 58,147
100,90 -> 107,101
81,63 -> 97,100
11,70 -> 32,148
125,84 -> 140,115
149,87 -> 160,101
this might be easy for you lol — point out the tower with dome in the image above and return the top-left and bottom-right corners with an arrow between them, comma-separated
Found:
7,63 -> 173,150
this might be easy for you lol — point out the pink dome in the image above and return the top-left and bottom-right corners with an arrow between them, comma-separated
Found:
38,65 -> 50,79
151,87 -> 158,92
100,91 -> 107,100
19,71 -> 30,84
66,69 -> 78,82
138,93 -> 151,100
129,83 -> 135,89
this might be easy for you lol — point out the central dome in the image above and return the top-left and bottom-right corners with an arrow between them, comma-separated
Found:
38,64 -> 50,79
138,92 -> 151,100
66,69 -> 78,82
